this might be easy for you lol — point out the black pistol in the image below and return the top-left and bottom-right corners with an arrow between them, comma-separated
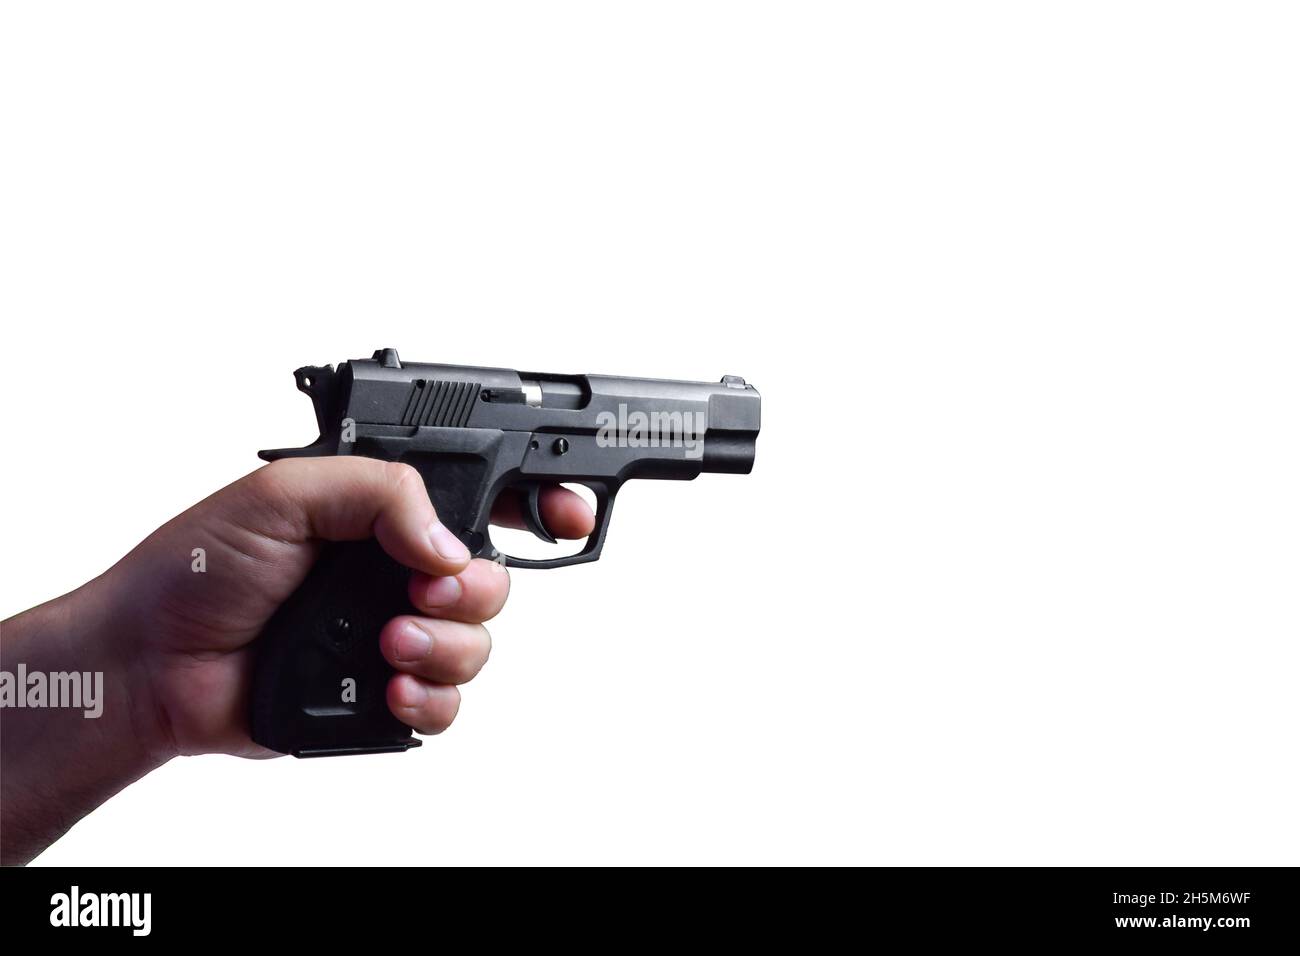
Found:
252,348 -> 761,756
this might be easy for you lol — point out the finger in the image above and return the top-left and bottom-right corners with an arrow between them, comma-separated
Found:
379,616 -> 492,684
490,485 -> 596,539
386,674 -> 461,735
409,558 -> 510,623
243,457 -> 471,576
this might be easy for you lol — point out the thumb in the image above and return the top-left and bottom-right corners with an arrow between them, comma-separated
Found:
233,457 -> 472,576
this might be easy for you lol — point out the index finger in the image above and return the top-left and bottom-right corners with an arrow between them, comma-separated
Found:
489,484 -> 596,539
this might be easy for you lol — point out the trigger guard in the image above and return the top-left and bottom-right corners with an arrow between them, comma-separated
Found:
519,482 -> 558,544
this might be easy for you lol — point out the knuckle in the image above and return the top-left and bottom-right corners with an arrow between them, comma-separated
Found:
449,625 -> 491,683
385,460 -> 423,494
245,458 -> 297,500
488,572 -> 511,614
473,559 -> 512,611
427,687 -> 461,733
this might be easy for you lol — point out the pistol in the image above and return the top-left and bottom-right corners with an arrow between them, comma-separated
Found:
251,348 -> 761,756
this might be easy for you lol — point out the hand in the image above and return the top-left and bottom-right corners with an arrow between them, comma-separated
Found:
112,457 -> 595,758
1,457 -> 593,864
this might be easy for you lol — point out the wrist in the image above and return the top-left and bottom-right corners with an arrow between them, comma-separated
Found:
75,566 -> 181,768
1,576 -> 173,864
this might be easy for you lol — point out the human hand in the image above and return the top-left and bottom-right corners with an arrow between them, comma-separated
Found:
3,456 -> 595,863
93,457 -> 595,758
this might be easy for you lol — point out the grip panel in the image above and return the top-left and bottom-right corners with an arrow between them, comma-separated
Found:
250,539 -> 420,756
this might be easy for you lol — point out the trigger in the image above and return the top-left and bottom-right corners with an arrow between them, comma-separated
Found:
520,483 -> 558,544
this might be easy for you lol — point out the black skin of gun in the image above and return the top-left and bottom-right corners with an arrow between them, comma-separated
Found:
250,348 -> 760,757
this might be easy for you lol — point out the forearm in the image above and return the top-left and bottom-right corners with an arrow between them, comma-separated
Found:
0,575 -> 174,865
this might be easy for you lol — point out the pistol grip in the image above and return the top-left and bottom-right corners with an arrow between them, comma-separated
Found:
250,539 -> 420,757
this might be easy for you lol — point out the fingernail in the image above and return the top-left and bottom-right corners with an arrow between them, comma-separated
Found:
424,575 -> 462,608
429,520 -> 471,562
395,622 -> 432,662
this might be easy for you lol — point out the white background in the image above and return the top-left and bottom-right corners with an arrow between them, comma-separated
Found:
2,2 -> 1297,865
